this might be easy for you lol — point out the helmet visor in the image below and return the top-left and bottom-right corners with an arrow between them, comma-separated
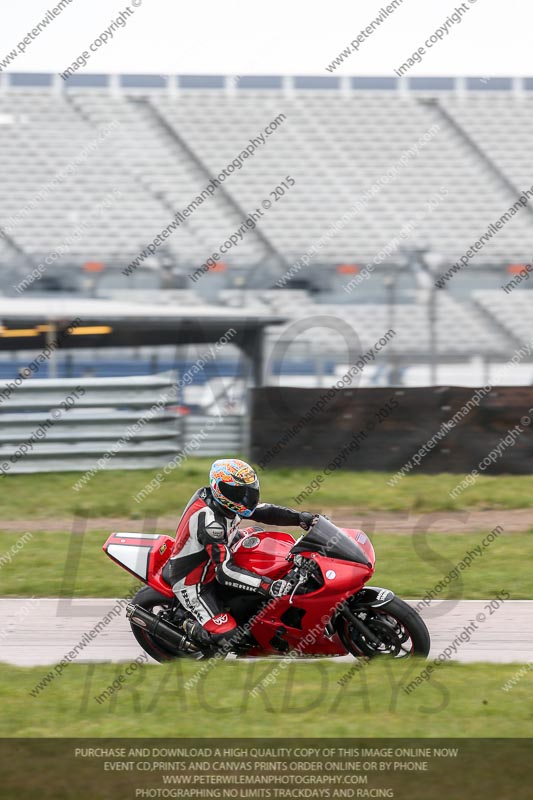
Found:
219,481 -> 260,511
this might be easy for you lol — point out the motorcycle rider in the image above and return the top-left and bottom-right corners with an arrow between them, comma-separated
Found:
168,458 -> 317,648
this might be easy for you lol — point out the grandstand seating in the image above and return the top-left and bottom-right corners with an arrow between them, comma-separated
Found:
473,290 -> 533,345
213,289 -> 507,356
442,95 -> 533,192
2,83 -> 533,274
259,292 -> 505,356
1,78 -> 532,372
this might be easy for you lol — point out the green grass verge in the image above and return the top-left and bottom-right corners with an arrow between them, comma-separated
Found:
5,659 -> 533,737
1,461 -> 533,519
0,528 -> 529,598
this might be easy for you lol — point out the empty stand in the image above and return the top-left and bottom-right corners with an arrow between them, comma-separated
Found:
2,83 -> 533,271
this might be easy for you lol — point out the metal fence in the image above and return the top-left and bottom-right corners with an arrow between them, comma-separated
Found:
185,415 -> 245,457
0,372 -> 180,474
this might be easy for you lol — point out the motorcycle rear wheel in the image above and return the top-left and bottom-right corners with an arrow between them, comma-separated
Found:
129,586 -> 206,663
336,597 -> 430,659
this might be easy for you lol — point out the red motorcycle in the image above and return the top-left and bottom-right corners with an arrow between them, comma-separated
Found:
103,515 -> 430,662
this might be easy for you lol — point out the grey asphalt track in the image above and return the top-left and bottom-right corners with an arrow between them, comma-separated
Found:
1,598 -> 531,666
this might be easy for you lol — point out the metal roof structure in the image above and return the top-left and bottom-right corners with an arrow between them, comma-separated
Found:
0,297 -> 287,384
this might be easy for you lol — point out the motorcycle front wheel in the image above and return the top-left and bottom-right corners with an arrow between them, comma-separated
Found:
336,596 -> 430,659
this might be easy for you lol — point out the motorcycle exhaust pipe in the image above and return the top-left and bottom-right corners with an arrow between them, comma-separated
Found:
126,603 -> 199,654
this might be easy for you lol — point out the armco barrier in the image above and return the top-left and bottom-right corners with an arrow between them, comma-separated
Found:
0,372 -> 176,411
250,385 -> 533,474
0,372 -> 181,473
185,414 -> 244,457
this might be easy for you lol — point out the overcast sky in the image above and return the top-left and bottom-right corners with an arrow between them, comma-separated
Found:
0,0 -> 529,76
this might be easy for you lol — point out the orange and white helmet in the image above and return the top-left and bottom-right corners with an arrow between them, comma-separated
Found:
209,458 -> 260,517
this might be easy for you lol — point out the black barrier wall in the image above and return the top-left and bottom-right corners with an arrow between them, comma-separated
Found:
250,386 -> 533,474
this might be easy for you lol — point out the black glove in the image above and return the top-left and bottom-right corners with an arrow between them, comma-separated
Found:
259,577 -> 293,598
299,512 -> 318,531
268,579 -> 293,598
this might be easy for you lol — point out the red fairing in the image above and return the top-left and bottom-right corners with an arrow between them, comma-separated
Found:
148,539 -> 175,597
231,530 -> 295,579
102,532 -> 174,597
230,527 -> 375,656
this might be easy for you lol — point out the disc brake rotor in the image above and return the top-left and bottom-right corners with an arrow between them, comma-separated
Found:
365,618 -> 403,655
348,611 -> 412,657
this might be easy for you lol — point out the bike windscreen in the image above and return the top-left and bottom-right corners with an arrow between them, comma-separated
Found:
290,516 -> 372,566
